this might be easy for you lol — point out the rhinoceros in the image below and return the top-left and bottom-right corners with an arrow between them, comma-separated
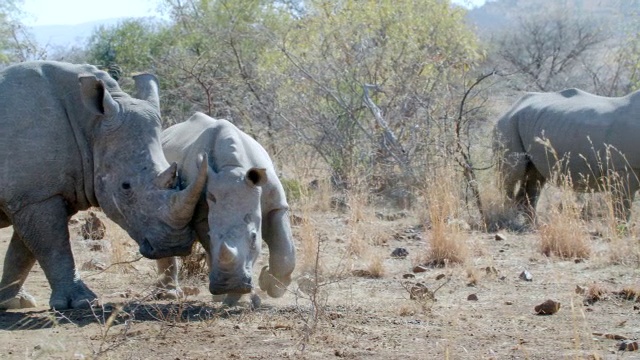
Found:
493,88 -> 640,223
157,112 -> 296,304
0,61 -> 207,310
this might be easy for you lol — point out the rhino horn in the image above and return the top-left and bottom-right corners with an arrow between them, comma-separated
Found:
167,154 -> 208,228
78,75 -> 119,118
132,73 -> 160,112
155,162 -> 179,189
219,242 -> 238,265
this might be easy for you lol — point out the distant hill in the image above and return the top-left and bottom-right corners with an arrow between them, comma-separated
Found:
467,0 -> 640,35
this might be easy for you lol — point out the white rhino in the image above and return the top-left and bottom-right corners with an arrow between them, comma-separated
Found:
158,112 -> 296,303
0,61 -> 207,310
493,88 -> 640,222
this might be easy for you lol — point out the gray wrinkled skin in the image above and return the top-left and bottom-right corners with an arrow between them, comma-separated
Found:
160,112 -> 296,301
0,61 -> 205,310
493,88 -> 640,223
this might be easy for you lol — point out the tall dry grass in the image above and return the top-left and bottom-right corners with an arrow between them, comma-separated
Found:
418,168 -> 469,267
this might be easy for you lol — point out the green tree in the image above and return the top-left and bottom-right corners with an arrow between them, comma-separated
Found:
85,18 -> 170,76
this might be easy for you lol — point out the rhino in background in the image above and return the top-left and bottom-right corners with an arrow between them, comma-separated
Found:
158,112 -> 296,305
0,61 -> 207,310
493,88 -> 640,223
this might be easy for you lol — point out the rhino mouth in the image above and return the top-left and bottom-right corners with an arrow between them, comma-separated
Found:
139,238 -> 192,259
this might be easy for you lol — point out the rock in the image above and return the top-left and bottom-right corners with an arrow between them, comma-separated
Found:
409,283 -> 433,300
435,274 -> 445,281
352,269 -> 375,278
618,340 -> 639,351
519,270 -> 533,282
505,301 -> 513,305
412,265 -> 428,273
84,240 -> 111,252
495,233 -> 506,241
467,293 -> 478,301
80,211 -> 106,240
81,259 -> 107,271
575,285 -> 587,295
391,247 -> 409,259
485,266 -> 498,276
402,273 -> 415,279
534,299 -> 561,315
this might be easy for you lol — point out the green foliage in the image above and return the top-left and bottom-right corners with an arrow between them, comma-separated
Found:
85,19 -> 170,74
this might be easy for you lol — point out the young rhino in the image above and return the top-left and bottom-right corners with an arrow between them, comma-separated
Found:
158,112 -> 296,304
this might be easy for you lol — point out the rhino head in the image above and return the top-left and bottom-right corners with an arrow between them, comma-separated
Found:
80,73 -> 207,259
205,166 -> 268,295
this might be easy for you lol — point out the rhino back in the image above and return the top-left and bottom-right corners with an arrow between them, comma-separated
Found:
162,113 -> 287,211
0,62 -> 112,219
512,89 -> 640,180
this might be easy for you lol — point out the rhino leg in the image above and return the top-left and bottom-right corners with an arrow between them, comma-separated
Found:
12,196 -> 97,310
515,162 -> 546,223
154,257 -> 183,300
0,231 -> 38,309
259,208 -> 295,298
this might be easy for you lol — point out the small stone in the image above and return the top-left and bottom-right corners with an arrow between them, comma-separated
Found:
402,273 -> 415,279
413,265 -> 428,273
495,233 -> 506,241
534,299 -> 561,315
519,270 -> 533,282
391,247 -> 409,259
467,294 -> 478,301
618,340 -> 639,351
505,301 -> 513,305
435,274 -> 445,281
409,283 -> 433,300
81,259 -> 107,271
575,285 -> 587,295
485,266 -> 498,276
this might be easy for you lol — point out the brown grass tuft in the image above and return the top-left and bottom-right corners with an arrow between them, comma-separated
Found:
538,175 -> 591,260
420,170 -> 469,267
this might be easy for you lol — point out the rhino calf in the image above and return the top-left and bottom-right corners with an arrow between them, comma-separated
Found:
0,61 -> 207,310
494,88 -> 640,223
159,112 -> 296,303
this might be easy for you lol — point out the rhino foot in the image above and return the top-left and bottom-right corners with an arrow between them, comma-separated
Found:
49,280 -> 98,310
0,290 -> 37,310
259,266 -> 290,298
213,292 -> 261,309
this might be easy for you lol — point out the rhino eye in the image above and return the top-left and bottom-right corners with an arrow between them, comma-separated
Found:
121,182 -> 131,190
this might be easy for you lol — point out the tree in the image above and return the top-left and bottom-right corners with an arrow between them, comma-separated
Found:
0,0 -> 43,65
494,11 -> 605,91
262,0 -> 483,192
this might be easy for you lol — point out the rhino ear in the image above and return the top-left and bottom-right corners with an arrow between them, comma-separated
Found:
132,73 -> 160,113
78,75 -> 119,117
246,168 -> 268,187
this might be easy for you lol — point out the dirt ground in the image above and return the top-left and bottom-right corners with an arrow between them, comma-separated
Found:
1,206 -> 640,360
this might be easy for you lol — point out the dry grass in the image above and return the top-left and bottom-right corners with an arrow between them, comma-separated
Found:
538,184 -> 591,260
419,169 -> 469,267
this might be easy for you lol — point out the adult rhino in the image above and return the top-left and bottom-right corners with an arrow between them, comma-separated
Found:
0,61 -> 207,310
157,112 -> 296,304
493,88 -> 640,223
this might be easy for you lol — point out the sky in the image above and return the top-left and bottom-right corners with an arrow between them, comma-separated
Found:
22,0 -> 487,27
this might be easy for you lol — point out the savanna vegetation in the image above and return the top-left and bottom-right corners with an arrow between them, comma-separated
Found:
3,0 -> 640,358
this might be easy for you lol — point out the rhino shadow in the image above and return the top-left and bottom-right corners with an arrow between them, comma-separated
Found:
0,300 -> 268,330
